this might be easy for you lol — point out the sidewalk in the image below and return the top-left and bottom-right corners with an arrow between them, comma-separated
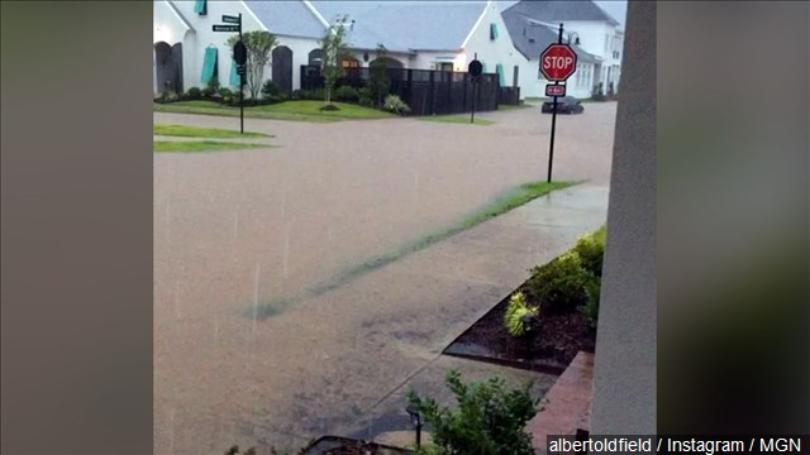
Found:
257,184 -> 608,446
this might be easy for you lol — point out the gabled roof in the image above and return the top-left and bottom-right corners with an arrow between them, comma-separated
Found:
503,0 -> 620,27
311,1 -> 489,52
243,1 -> 489,53
502,11 -> 600,63
242,0 -> 327,39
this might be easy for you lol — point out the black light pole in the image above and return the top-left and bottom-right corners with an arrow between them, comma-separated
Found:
406,405 -> 422,448
547,23 -> 563,183
239,13 -> 244,134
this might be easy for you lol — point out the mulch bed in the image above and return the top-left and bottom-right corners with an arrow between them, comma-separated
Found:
303,436 -> 412,455
442,282 -> 596,375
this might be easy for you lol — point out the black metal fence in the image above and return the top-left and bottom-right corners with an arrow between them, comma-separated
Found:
300,65 -> 519,116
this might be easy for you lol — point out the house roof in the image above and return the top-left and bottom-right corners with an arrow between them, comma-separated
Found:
311,1 -> 489,52
242,0 -> 327,39
244,1 -> 489,53
502,11 -> 600,63
503,0 -> 620,27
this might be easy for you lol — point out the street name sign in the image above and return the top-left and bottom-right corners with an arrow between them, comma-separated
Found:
540,43 -> 577,81
222,15 -> 240,24
545,84 -> 566,97
213,25 -> 240,32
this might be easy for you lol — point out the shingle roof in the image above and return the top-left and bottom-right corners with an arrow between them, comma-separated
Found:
503,0 -> 620,27
244,1 -> 488,53
311,1 -> 488,52
502,10 -> 600,63
243,0 -> 327,39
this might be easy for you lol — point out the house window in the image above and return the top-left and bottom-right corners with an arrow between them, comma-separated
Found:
490,23 -> 499,41
194,0 -> 207,15
201,46 -> 218,85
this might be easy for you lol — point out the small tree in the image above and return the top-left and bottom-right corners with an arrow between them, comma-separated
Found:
319,17 -> 350,107
227,31 -> 277,99
368,44 -> 391,106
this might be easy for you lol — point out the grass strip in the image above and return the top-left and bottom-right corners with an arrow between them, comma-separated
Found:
154,140 -> 271,153
155,100 -> 395,122
154,123 -> 269,138
421,115 -> 494,126
249,180 -> 576,319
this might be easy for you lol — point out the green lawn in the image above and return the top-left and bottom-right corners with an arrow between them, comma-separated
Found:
421,115 -> 495,126
154,140 -> 271,153
154,123 -> 269,138
154,100 -> 395,122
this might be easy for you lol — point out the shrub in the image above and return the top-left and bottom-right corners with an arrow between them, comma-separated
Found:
202,76 -> 220,98
527,251 -> 591,312
357,87 -> 374,106
261,80 -> 281,99
383,94 -> 410,115
581,276 -> 601,327
407,371 -> 537,455
185,87 -> 202,99
218,87 -> 233,98
334,85 -> 358,102
504,292 -> 539,337
156,91 -> 180,103
573,227 -> 606,278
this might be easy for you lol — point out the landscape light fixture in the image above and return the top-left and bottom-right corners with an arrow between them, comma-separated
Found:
405,404 -> 422,448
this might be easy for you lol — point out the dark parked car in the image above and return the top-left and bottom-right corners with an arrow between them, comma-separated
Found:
541,96 -> 584,114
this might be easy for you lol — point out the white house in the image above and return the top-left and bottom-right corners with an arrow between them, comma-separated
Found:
154,0 -> 523,96
502,0 -> 624,99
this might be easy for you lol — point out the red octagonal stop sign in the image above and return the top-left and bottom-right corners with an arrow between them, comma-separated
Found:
540,43 -> 577,81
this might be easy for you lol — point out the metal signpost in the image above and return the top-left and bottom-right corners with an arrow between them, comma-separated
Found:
539,24 -> 577,182
468,56 -> 483,124
214,14 -> 246,134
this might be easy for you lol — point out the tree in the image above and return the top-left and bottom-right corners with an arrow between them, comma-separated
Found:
319,17 -> 350,107
368,44 -> 390,107
227,31 -> 277,99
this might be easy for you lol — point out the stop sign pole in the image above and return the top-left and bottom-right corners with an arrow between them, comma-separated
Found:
540,24 -> 577,183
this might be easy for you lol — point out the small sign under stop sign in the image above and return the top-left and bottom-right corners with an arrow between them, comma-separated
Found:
545,84 -> 566,97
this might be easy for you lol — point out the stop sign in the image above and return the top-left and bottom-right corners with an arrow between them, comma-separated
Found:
540,43 -> 577,81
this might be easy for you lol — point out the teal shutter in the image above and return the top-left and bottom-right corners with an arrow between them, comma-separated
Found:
194,0 -> 207,15
229,58 -> 240,87
495,64 -> 505,86
201,46 -> 218,84
490,23 -> 498,40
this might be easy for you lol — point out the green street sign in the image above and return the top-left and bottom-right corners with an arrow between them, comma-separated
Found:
222,15 -> 240,24
213,25 -> 239,32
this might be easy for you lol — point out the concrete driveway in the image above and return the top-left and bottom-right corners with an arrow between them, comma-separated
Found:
154,102 -> 616,453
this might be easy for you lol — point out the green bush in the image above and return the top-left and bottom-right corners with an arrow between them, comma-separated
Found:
185,87 -> 202,99
573,227 -> 606,277
218,87 -> 233,98
407,371 -> 537,455
202,76 -> 220,98
357,87 -> 374,106
527,251 -> 591,312
261,80 -> 282,99
581,276 -> 601,327
383,94 -> 410,115
504,291 -> 539,337
334,85 -> 359,102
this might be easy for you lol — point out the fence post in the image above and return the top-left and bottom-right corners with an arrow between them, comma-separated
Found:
447,72 -> 453,114
463,73 -> 468,111
407,69 -> 413,111
429,71 -> 435,115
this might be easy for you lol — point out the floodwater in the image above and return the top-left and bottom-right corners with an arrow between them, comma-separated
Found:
154,103 -> 616,453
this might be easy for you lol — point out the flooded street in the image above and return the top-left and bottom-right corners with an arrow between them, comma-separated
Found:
154,103 -> 616,453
